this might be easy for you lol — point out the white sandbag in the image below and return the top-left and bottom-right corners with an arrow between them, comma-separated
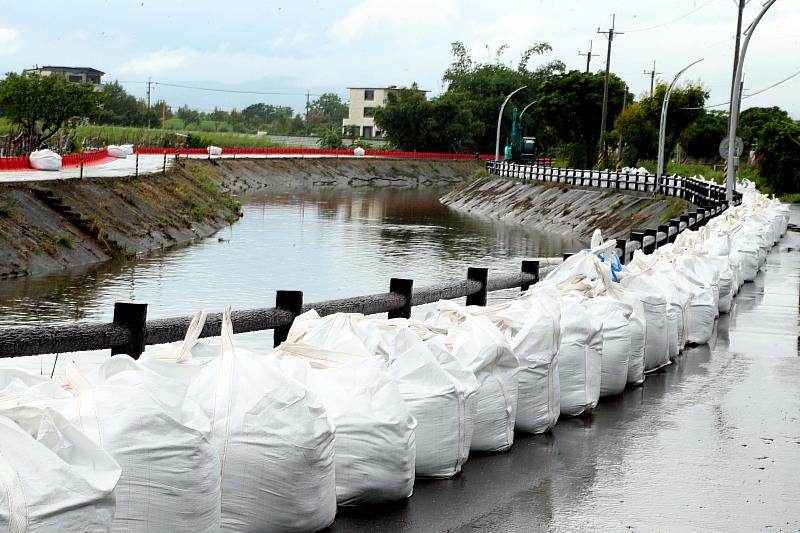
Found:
20,357 -> 222,533
674,256 -> 719,344
286,310 -> 481,477
425,304 -> 519,452
119,143 -> 135,155
376,324 -> 479,477
480,286 -> 561,434
0,405 -> 121,532
585,296 -> 632,397
107,144 -> 128,158
29,149 -> 62,170
354,146 -> 366,156
207,145 -> 223,155
275,340 -> 416,506
557,297 -> 602,416
625,298 -> 647,385
155,308 -> 337,533
619,273 -> 671,372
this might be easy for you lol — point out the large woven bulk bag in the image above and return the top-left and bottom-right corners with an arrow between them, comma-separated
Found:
29,149 -> 62,171
675,256 -> 719,344
0,405 -> 121,532
585,296 -> 631,397
480,287 -> 561,434
20,357 -> 222,533
619,273 -> 671,372
275,342 -> 416,506
176,308 -> 338,533
207,145 -> 223,155
425,304 -> 519,452
378,325 -> 479,477
556,297 -> 602,416
625,298 -> 647,385
107,145 -> 128,158
286,311 -> 479,478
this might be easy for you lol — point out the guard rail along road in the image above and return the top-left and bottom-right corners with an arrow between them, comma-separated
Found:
0,162 -> 739,360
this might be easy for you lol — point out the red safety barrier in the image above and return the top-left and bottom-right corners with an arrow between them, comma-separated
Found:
134,146 -> 495,160
0,156 -> 32,171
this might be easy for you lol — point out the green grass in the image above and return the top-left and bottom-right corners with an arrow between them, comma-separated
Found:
52,233 -> 75,248
778,192 -> 800,203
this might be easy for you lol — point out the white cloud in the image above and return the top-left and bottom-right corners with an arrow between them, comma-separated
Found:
115,47 -> 198,76
0,27 -> 21,55
331,0 -> 460,44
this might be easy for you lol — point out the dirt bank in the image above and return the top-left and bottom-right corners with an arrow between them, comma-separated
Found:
440,176 -> 692,241
0,158 -> 483,278
0,160 -> 240,278
209,157 -> 484,192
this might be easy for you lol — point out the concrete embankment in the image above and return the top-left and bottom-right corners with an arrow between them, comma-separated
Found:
440,176 -> 691,241
209,157 -> 484,192
0,158 -> 483,278
0,160 -> 240,278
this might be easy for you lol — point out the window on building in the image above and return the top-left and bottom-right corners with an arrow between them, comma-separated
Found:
364,89 -> 374,101
375,130 -> 382,138
68,75 -> 82,83
363,107 -> 376,117
362,126 -> 373,138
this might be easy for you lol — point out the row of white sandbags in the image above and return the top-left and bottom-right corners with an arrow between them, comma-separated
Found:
0,308 -> 338,533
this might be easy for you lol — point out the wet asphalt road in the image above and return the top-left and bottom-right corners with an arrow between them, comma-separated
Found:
332,205 -> 800,533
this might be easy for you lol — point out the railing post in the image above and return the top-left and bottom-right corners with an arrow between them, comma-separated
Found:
669,219 -> 681,242
630,230 -> 645,255
644,228 -> 658,253
274,290 -> 304,347
111,302 -> 148,359
617,238 -> 627,265
521,260 -> 540,291
387,278 -> 414,319
689,211 -> 699,230
658,224 -> 670,247
563,253 -> 574,260
466,267 -> 488,307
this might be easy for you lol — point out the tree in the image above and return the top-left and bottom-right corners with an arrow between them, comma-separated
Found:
536,70 -> 629,167
613,82 -> 707,166
738,106 -> 792,149
98,81 -> 148,126
757,119 -> 800,195
0,72 -> 103,147
681,110 -> 728,160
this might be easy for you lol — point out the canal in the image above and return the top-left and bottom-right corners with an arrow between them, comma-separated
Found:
0,185 -> 581,357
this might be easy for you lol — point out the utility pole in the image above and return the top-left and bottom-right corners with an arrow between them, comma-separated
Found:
728,0 -> 745,132
598,14 -> 623,156
146,77 -> 152,129
305,90 -> 311,134
644,60 -> 661,97
578,40 -> 599,73
616,84 -> 628,167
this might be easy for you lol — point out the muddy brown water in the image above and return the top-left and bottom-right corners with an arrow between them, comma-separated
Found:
0,187 -> 581,368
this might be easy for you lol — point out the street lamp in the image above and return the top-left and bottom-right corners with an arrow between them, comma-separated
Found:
519,100 -> 537,122
494,86 -> 527,163
656,58 -> 704,194
726,0 -> 777,203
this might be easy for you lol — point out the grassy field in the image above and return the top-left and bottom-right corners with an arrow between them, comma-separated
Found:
0,119 -> 280,149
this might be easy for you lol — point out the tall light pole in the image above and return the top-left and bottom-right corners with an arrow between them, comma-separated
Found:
727,0 -> 777,203
494,85 -> 527,162
656,59 -> 704,193
519,100 -> 537,122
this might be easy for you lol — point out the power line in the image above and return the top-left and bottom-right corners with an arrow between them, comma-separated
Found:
118,79 -> 320,97
685,68 -> 800,109
623,0 -> 717,33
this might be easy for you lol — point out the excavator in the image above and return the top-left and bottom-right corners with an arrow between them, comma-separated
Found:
504,106 -> 538,164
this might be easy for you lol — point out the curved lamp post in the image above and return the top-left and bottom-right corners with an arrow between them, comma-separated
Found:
519,100 -> 538,122
655,58 -> 704,194
494,86 -> 527,163
726,0 -> 776,203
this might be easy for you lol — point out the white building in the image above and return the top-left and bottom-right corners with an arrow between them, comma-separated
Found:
22,66 -> 104,86
342,86 -> 427,138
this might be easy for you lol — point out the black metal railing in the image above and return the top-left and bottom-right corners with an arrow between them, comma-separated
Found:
0,264 -> 544,360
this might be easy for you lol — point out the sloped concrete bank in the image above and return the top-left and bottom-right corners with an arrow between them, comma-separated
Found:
210,157 -> 484,192
440,176 -> 691,242
0,160 -> 240,278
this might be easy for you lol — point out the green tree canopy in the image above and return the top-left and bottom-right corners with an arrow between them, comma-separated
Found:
738,106 -> 792,149
757,119 -> 800,195
0,72 -> 104,148
536,70 -> 629,167
614,82 -> 707,166
681,110 -> 728,160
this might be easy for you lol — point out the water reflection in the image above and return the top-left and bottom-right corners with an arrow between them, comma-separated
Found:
0,187 -> 583,327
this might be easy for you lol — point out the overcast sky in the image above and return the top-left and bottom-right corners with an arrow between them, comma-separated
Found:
1,0 -> 798,117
